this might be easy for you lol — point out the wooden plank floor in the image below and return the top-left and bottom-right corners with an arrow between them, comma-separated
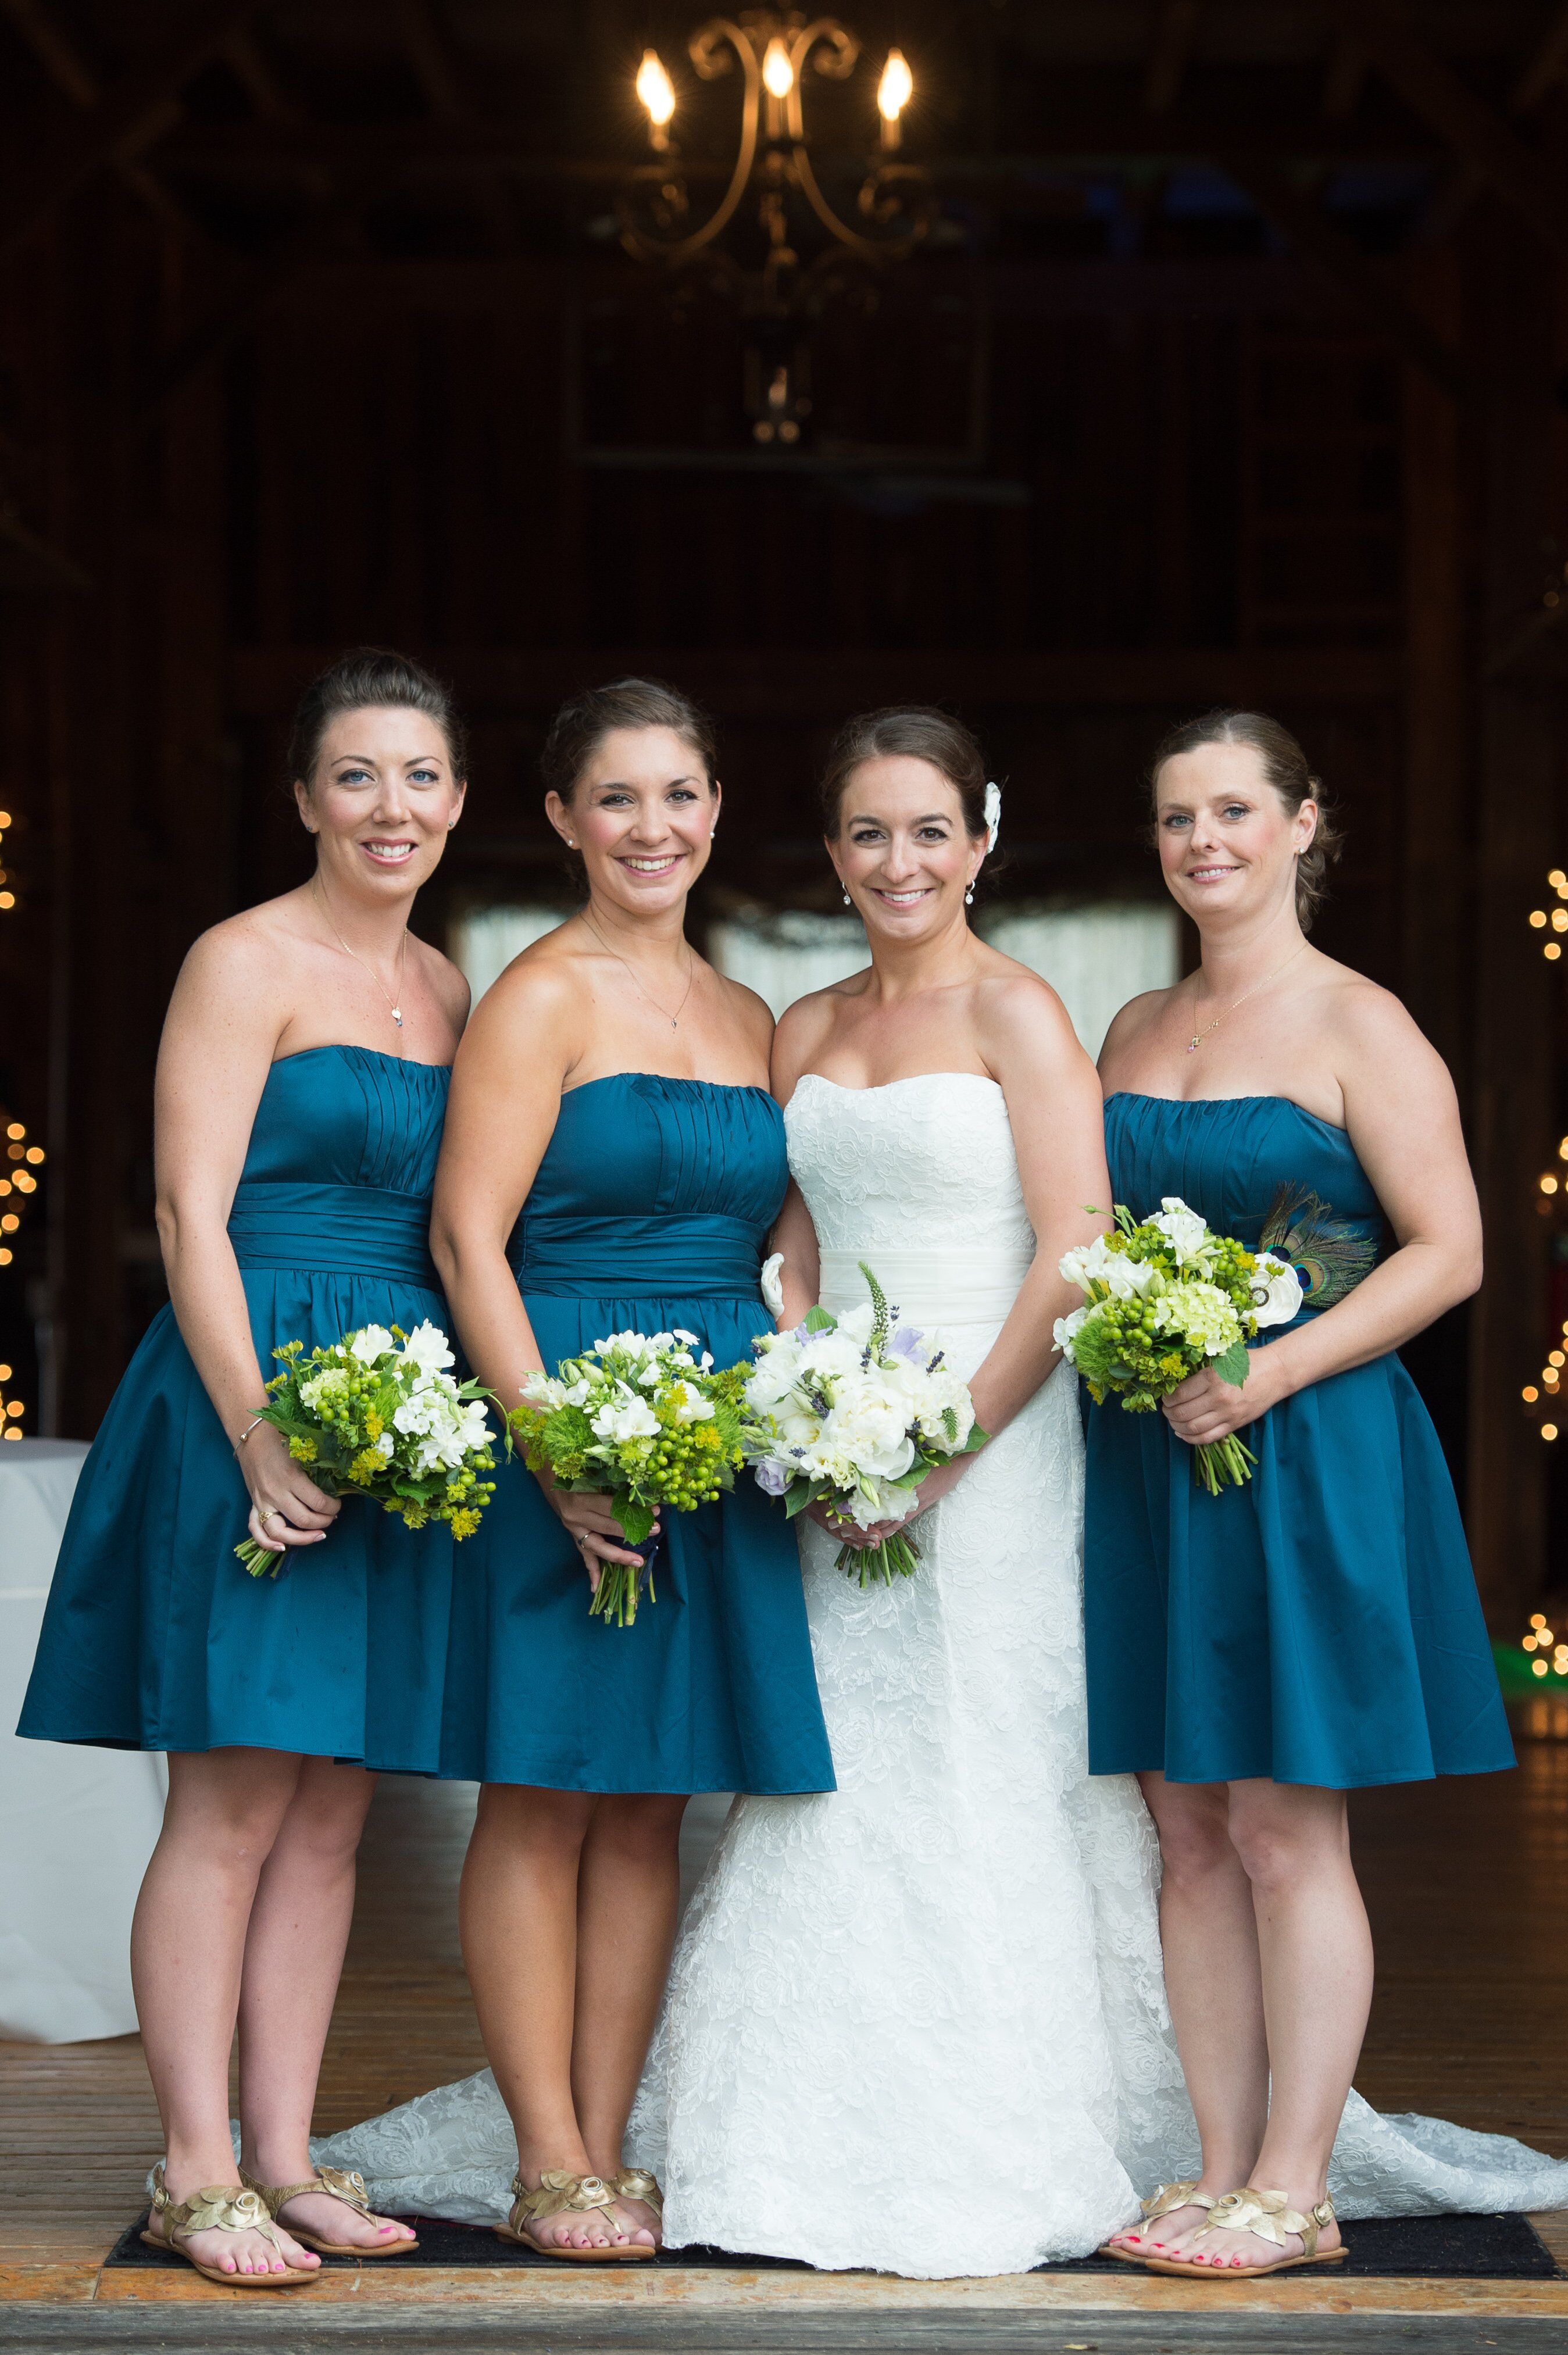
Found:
3,1741 -> 1566,2330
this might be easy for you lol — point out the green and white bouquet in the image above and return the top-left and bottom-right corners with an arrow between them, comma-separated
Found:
743,1264 -> 987,1589
511,1330 -> 752,1628
1055,1198 -> 1303,1493
235,1322 -> 501,1577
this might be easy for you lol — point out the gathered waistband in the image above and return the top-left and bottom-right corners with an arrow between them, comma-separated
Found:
512,1212 -> 764,1302
228,1181 -> 440,1289
819,1245 -> 1034,1330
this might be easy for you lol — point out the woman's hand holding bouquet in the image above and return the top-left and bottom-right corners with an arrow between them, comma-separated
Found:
235,1321 -> 502,1576
511,1330 -> 752,1628
1055,1198 -> 1303,1493
743,1264 -> 986,1589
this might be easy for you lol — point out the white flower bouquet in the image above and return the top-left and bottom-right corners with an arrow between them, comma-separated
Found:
235,1322 -> 501,1577
511,1330 -> 753,1628
1055,1199 -> 1303,1493
744,1264 -> 986,1588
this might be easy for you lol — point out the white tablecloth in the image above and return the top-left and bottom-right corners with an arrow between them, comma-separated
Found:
0,1439 -> 167,2042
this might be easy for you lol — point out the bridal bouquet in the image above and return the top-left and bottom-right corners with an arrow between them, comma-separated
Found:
511,1330 -> 752,1628
1055,1199 -> 1303,1493
744,1264 -> 985,1588
235,1323 -> 501,1577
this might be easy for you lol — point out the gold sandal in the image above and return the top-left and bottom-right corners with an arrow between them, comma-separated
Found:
140,2163 -> 319,2287
610,2167 -> 663,2244
1144,2185 -> 1346,2278
240,2164 -> 418,2258
497,2168 -> 658,2261
1098,2178 -> 1214,2263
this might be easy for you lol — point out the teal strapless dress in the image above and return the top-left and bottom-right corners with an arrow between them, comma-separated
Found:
1083,1093 -> 1514,1790
18,1046 -> 459,1769
438,1073 -> 834,1796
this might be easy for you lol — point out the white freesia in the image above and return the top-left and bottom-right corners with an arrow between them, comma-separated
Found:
590,1385 -> 662,1445
1053,1304 -> 1090,1353
1249,1249 -> 1306,1328
348,1325 -> 397,1366
1059,1232 -> 1159,1299
1149,1198 -> 1212,1267
666,1380 -> 716,1424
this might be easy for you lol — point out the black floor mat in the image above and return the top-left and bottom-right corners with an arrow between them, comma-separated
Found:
104,2207 -> 1558,2279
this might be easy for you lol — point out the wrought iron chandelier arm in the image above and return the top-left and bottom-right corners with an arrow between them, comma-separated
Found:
789,142 -> 923,259
620,19 -> 761,265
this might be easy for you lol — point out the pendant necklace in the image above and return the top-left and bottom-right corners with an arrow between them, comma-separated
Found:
583,910 -> 695,1030
313,877 -> 409,1030
1186,940 -> 1307,1053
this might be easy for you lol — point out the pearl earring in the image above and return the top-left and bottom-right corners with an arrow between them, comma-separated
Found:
842,889 -> 852,907
965,887 -> 974,905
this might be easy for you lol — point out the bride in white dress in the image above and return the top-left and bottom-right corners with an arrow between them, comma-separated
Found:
317,709 -> 1568,2272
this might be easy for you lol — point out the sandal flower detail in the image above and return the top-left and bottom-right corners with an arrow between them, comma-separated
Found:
1099,2178 -> 1213,2263
498,2168 -> 658,2261
1144,2184 -> 1346,2278
140,2163 -> 319,2287
240,2164 -> 417,2257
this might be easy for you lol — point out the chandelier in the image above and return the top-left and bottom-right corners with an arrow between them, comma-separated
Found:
618,11 -> 934,446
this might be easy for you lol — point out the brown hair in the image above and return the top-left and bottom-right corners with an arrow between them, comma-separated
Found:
820,706 -> 992,841
540,677 -> 717,803
1147,707 -> 1341,930
288,647 -> 468,786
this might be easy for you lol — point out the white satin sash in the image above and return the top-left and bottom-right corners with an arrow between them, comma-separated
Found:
818,1245 -> 1033,1331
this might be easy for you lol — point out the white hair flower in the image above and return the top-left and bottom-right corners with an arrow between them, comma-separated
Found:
983,780 -> 1002,853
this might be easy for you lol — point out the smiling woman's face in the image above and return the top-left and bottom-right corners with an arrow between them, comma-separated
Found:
297,705 -> 465,901
1153,739 -> 1315,930
828,755 -> 984,943
547,724 -> 717,918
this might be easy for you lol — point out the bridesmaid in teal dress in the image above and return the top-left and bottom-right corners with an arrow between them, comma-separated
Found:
18,650 -> 471,2285
1087,710 -> 1512,2284
431,678 -> 831,2261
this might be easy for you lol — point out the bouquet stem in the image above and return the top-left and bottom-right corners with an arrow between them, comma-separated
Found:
235,1538 -> 287,1579
590,1554 -> 657,1629
1192,1435 -> 1258,1495
834,1531 -> 921,1588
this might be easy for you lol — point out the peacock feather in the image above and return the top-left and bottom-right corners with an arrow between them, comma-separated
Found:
1258,1184 -> 1378,1306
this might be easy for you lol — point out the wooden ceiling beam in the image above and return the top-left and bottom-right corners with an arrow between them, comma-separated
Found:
0,0 -> 211,246
1144,0 -> 1200,116
0,0 -> 256,263
1220,156 -> 1464,398
395,0 -> 465,123
1513,1 -> 1568,112
1315,0 -> 1568,256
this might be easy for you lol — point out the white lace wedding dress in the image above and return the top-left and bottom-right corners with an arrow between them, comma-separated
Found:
316,1074 -> 1568,2274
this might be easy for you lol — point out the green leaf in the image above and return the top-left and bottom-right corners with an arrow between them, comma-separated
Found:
1213,1341 -> 1251,1388
783,1483 -> 814,1519
803,1305 -> 836,1334
614,1491 -> 656,1547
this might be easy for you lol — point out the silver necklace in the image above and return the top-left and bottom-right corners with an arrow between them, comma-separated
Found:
1186,941 -> 1307,1053
313,878 -> 409,1030
582,910 -> 696,1030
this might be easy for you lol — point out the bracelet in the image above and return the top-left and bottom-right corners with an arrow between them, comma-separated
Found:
232,1413 -> 267,1457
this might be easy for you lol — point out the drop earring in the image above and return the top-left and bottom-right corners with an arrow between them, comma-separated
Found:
842,889 -> 852,907
965,885 -> 975,905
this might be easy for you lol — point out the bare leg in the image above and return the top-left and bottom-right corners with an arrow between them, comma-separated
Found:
236,1759 -> 413,2251
574,1792 -> 688,2245
130,1749 -> 318,2277
1173,1780 -> 1370,2271
1109,1773 -> 1270,2258
460,1784 -> 617,2251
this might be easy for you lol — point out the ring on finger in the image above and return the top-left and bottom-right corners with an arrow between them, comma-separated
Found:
263,1509 -> 285,1528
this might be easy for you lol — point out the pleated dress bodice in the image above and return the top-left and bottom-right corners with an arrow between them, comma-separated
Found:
440,1073 -> 834,1796
19,1046 -> 459,1767
1082,1092 -> 1513,1791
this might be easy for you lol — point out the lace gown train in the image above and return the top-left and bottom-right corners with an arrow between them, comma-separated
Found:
317,1075 -> 1568,2274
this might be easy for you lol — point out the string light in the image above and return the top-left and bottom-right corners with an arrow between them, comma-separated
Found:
0,1116 -> 44,1441
1532,866 -> 1568,956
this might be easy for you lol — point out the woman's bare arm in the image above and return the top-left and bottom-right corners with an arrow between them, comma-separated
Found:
430,946 -> 648,1575
1163,987 -> 1482,1446
155,923 -> 340,1549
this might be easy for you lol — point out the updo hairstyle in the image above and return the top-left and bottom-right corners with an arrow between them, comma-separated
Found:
288,647 -> 469,788
540,677 -> 717,803
1147,707 -> 1341,931
820,706 -> 991,841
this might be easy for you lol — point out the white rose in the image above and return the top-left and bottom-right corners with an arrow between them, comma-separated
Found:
348,1325 -> 396,1366
399,1321 -> 455,1375
1249,1250 -> 1306,1329
1149,1198 -> 1214,1267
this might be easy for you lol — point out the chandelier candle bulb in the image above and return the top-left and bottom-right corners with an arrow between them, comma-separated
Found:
877,47 -> 913,146
635,48 -> 676,145
762,35 -> 795,99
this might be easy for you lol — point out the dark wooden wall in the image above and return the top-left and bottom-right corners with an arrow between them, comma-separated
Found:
3,3 -> 1568,1632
